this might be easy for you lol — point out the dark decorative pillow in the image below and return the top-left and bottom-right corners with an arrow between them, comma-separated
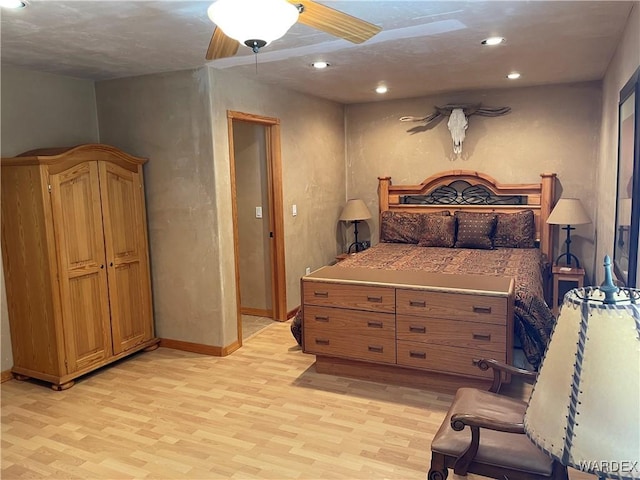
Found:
454,211 -> 497,249
380,211 -> 449,244
418,215 -> 456,247
494,210 -> 536,248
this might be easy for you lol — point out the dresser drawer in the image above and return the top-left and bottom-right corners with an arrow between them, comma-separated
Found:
304,330 -> 396,364
396,315 -> 506,353
303,281 -> 395,313
304,305 -> 395,338
396,341 -> 506,378
396,289 -> 506,325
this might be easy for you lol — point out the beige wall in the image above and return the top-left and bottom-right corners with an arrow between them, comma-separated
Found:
95,69 -> 222,346
233,121 -> 272,311
207,67 -> 346,345
0,66 -> 99,372
95,67 -> 345,348
597,4 -> 640,283
345,82 -> 602,281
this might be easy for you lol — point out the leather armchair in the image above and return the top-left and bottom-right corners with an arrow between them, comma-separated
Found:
428,359 -> 568,480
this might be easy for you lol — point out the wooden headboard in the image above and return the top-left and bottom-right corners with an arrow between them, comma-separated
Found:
378,170 -> 557,261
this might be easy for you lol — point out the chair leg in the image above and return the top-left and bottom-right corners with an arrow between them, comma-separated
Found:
428,453 -> 449,480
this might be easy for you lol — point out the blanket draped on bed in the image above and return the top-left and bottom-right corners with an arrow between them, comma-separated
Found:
336,244 -> 554,369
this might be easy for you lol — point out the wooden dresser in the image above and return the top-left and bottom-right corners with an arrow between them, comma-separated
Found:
301,266 -> 514,390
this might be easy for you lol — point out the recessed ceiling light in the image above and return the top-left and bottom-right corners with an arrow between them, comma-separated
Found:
311,61 -> 330,69
507,72 -> 521,79
376,85 -> 388,94
481,36 -> 505,46
0,0 -> 26,8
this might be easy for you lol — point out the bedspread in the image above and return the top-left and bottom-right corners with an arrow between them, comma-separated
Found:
336,243 -> 554,369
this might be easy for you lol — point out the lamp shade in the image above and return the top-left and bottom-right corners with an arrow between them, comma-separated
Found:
207,0 -> 299,47
546,198 -> 591,226
339,199 -> 372,222
524,262 -> 640,478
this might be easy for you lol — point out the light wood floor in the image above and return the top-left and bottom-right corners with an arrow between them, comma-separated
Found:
1,321 -> 592,480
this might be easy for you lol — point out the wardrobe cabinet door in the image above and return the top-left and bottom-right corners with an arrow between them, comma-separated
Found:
99,161 -> 153,354
49,162 -> 113,372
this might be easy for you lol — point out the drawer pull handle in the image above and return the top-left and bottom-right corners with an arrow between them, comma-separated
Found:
315,338 -> 330,345
409,325 -> 426,334
409,351 -> 426,359
314,291 -> 329,298
314,315 -> 329,322
473,333 -> 492,341
368,345 -> 384,353
473,305 -> 492,314
409,300 -> 426,308
367,296 -> 383,303
367,321 -> 383,328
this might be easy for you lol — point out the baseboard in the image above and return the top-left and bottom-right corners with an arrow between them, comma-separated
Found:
287,306 -> 300,319
159,338 -> 241,357
1,369 -> 13,383
240,307 -> 272,317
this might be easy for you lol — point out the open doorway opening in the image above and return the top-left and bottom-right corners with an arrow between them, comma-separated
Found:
227,111 -> 287,345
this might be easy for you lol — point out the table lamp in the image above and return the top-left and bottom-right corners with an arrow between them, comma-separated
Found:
339,199 -> 371,253
524,256 -> 639,479
546,198 -> 591,268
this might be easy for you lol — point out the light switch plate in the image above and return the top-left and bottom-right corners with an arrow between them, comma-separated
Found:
256,206 -> 262,218
292,204 -> 297,216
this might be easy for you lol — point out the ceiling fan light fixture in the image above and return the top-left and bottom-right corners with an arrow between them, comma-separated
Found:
0,0 -> 26,9
207,0 -> 299,51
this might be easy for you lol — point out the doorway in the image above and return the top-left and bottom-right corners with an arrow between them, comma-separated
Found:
227,111 -> 287,345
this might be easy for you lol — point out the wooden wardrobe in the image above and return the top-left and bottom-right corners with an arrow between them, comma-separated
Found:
1,144 -> 158,390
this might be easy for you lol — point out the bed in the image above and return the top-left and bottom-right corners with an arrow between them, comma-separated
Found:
301,170 -> 557,385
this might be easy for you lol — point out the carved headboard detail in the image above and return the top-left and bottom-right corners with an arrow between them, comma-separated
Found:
378,170 -> 557,261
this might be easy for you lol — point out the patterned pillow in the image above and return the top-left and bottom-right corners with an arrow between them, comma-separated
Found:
380,211 -> 449,244
418,215 -> 456,247
494,210 -> 536,248
454,212 -> 497,249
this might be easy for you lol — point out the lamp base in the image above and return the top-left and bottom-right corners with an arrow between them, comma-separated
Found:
554,252 -> 581,269
347,241 -> 366,254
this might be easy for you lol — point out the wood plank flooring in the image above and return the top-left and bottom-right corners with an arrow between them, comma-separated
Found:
1,321 -> 592,480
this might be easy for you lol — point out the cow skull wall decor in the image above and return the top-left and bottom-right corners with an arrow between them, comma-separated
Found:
400,103 -> 511,155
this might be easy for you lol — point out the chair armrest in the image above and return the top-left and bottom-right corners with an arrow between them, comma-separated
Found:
449,412 -> 526,475
451,413 -> 525,434
476,358 -> 537,393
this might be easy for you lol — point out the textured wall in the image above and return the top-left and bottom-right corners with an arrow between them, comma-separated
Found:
95,67 -> 344,348
207,67 -> 346,345
0,66 -> 99,372
345,82 -> 602,281
96,69 -> 222,345
233,122 -> 272,311
597,4 -> 640,284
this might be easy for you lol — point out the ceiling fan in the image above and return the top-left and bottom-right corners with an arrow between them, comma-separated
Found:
205,0 -> 382,60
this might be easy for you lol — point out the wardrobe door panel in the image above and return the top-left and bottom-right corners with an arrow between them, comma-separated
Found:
49,161 -> 113,372
99,162 -> 153,354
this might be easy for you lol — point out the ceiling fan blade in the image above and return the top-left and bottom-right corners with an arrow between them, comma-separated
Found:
291,0 -> 381,44
206,27 -> 240,60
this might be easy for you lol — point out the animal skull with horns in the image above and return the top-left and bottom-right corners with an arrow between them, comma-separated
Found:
400,104 -> 511,155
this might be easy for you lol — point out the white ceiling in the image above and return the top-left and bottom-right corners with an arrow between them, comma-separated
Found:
0,1 -> 635,104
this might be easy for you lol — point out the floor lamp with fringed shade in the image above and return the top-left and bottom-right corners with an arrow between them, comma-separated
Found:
524,256 -> 640,479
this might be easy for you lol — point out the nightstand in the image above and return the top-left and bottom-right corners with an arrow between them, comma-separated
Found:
552,265 -> 585,316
